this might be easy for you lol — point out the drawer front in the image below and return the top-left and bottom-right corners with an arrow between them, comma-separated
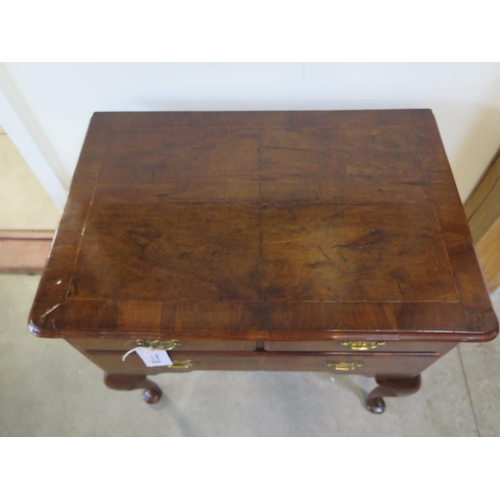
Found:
85,350 -> 440,377
264,341 -> 456,355
68,338 -> 256,352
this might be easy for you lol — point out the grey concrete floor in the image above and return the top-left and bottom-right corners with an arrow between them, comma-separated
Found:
1,123 -> 500,436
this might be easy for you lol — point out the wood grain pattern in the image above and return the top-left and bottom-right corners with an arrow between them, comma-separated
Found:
29,110 -> 498,342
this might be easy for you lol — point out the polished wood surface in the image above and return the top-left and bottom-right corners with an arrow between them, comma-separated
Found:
29,110 -> 498,342
68,338 -> 256,352
88,350 -> 440,377
263,340 -> 456,354
28,110 -> 498,411
70,338 -> 454,354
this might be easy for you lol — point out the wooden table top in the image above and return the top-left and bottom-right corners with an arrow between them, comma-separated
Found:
29,110 -> 498,342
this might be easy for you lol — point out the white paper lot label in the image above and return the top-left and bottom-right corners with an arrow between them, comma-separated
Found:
122,347 -> 173,367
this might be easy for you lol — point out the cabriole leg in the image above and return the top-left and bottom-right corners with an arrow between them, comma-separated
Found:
366,375 -> 421,414
104,373 -> 162,404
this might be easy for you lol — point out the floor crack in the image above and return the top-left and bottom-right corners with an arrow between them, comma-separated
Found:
458,345 -> 481,437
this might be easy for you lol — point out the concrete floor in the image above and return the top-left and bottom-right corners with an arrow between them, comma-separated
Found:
1,125 -> 500,436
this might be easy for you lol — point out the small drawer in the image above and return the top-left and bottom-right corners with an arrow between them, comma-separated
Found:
264,341 -> 456,355
86,350 -> 441,377
68,338 -> 256,353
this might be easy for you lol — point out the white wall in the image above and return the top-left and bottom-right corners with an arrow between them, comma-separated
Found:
2,62 -> 500,205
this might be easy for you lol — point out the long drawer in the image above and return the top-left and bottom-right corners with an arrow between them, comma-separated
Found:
84,350 -> 441,377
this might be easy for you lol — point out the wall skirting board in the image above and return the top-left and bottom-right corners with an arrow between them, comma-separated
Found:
0,231 -> 54,273
465,147 -> 500,291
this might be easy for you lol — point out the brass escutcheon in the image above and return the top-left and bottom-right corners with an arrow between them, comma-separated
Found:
326,361 -> 363,371
136,339 -> 181,351
340,341 -> 385,351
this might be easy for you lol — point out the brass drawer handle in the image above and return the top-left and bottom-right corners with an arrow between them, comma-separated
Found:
326,361 -> 363,371
166,360 -> 194,369
136,339 -> 181,351
341,341 -> 385,351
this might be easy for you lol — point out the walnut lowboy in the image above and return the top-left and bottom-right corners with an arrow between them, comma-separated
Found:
29,110 -> 498,414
